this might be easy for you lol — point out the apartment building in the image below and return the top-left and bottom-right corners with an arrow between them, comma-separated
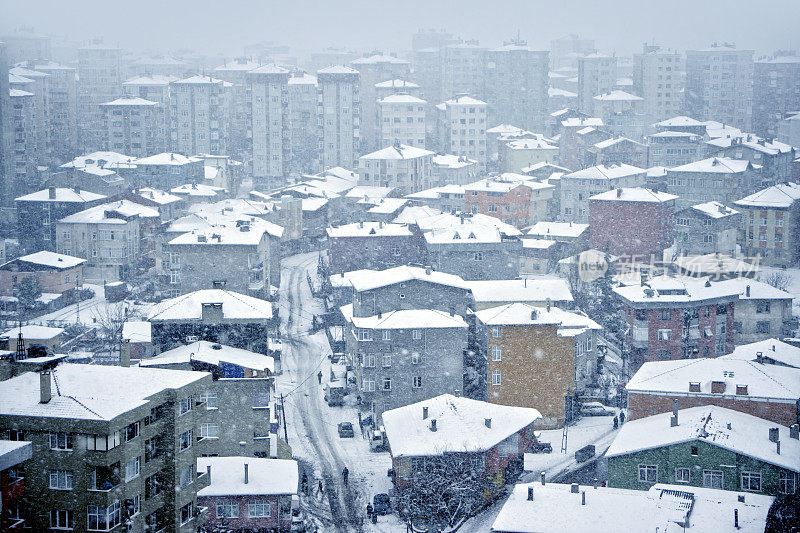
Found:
674,201 -> 741,256
707,135 -> 795,185
357,143 -> 434,194
685,44 -> 754,131
123,75 -> 175,106
212,59 -> 261,162
377,94 -> 427,149
436,95 -> 488,169
440,42 -> 486,101
100,97 -> 167,158
0,251 -> 85,297
577,53 -> 618,113
424,221 -> 522,280
287,72 -> 318,175
665,157 -> 761,210
550,34 -> 595,71
351,54 -> 410,152
326,221 -> 426,274
431,154 -> 479,186
646,131 -> 703,167
592,90 -> 646,140
247,65 -> 290,189
632,44 -> 684,124
559,163 -> 647,223
0,363 -> 212,532
7,89 -> 37,199
753,54 -> 800,139
735,182 -> 800,267
316,65 -> 360,170
170,75 -> 231,156
9,65 -> 50,167
77,44 -> 122,152
32,61 -> 79,161
464,174 -> 554,228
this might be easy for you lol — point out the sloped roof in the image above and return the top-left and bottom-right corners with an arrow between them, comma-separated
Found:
148,290 -> 273,321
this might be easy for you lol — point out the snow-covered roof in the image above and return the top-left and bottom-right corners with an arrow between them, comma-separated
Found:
383,394 -> 540,458
148,290 -> 273,322
467,279 -> 573,304
563,163 -> 645,181
317,65 -> 359,75
9,72 -> 34,84
593,136 -> 645,150
522,239 -> 556,250
375,78 -> 418,88
474,303 -> 600,334
669,157 -> 754,174
172,74 -> 226,85
134,153 -> 201,166
349,308 -> 468,330
613,275 -> 742,304
464,175 -> 535,193
134,187 -> 182,205
686,201 -> 739,219
708,136 -> 794,156
431,154 -> 477,168
288,73 -> 317,85
198,457 -> 298,496
521,162 -> 571,175
527,221 -> 588,239
326,221 -> 411,238
344,186 -> 394,200
548,87 -> 577,98
442,95 -> 486,106
360,144 -> 434,160
15,188 -> 106,203
492,482 -> 773,533
60,151 -> 137,170
1,324 -> 63,340
561,117 -> 603,128
335,265 -> 468,292
647,130 -> 701,139
122,321 -> 151,344
100,96 -> 158,107
606,405 -> 800,472
487,124 -> 526,135
9,66 -> 46,78
713,277 -> 792,301
171,183 -> 226,197
722,339 -> 800,368
378,93 -> 426,104
593,90 -> 643,101
672,255 -> 759,278
626,358 -> 800,402
351,53 -> 409,65
123,75 -> 177,86
9,89 -> 33,97
0,363 -> 209,421
248,64 -> 290,75
655,115 -> 705,128
505,138 -> 557,151
59,200 -> 159,224
139,341 -> 274,373
589,187 -> 678,203
366,198 -> 408,214
214,59 -> 261,72
6,251 -> 85,270
735,182 -> 800,208
424,223 -> 505,244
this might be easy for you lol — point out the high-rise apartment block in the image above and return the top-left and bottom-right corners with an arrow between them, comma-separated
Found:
316,65 -> 360,171
100,97 -> 167,158
247,65 -> 290,189
351,54 -> 410,152
632,44 -> 684,125
577,53 -> 618,113
170,75 -> 231,156
77,44 -> 122,153
436,95 -> 488,169
753,53 -> 800,139
377,94 -> 427,149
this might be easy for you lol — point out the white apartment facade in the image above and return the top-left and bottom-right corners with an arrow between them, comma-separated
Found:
170,75 -> 231,156
317,65 -> 360,171
100,97 -> 167,158
577,53 -> 618,113
632,44 -> 684,125
247,65 -> 290,188
560,163 -> 647,222
358,144 -> 435,194
436,95 -> 488,169
377,94 -> 427,149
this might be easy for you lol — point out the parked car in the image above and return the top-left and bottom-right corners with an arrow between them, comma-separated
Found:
530,442 -> 553,454
575,444 -> 596,463
368,426 -> 387,452
325,381 -> 346,406
580,401 -> 615,416
337,422 -> 354,438
373,493 -> 391,515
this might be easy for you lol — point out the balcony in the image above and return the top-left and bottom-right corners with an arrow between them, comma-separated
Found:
631,326 -> 648,344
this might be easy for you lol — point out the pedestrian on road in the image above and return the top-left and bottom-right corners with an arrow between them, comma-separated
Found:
366,503 -> 373,520
317,479 -> 324,495
342,466 -> 349,484
317,370 -> 323,384
301,473 -> 308,495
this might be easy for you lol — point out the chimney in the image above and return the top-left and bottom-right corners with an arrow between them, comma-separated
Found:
527,487 -> 534,501
48,186 -> 56,199
756,351 -> 763,364
430,419 -> 437,431
670,415 -> 679,427
582,491 -> 586,506
789,424 -> 799,439
530,309 -> 538,321
734,509 -> 739,529
40,370 -> 52,403
593,478 -> 598,489
540,471 -> 546,485
422,406 -> 428,419
672,398 -> 678,424
484,418 -> 492,428
119,339 -> 131,367
244,463 -> 249,484
738,494 -> 745,503
616,188 -> 622,198
206,465 -> 211,484
769,427 -> 780,443
745,285 -> 750,297
571,483 -> 579,493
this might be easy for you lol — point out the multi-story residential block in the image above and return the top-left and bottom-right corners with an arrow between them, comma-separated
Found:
212,59 -> 261,162
351,54 -> 410,152
1,30 -> 51,63
614,275 -> 740,371
484,41 -> 549,132
526,221 -> 590,262
586,137 -> 649,168
626,353 -> 800,426
55,199 -> 159,281
436,95 -> 488,169
170,75 -> 231,156
424,221 -> 522,280
198,457 -> 298,531
685,44 -> 754,131
735,182 -> 800,267
247,65 -> 290,189
377,94 -> 427,149
502,138 -> 559,173
550,34 -> 595,71
357,143 -> 434,194
632,44 -> 683,125
140,341 -> 277,458
467,279 -> 574,311
0,251 -> 85,298
129,152 -> 204,190
464,174 -> 554,228
606,405 -> 800,496
326,221 -> 425,274
127,55 -> 188,78
592,90 -> 646,140
474,303 -> 601,427
778,113 -> 800,149
706,135 -> 795,185
431,153 -> 479,186
666,157 -> 761,210
723,337 -> 800,368
147,289 -> 275,354
753,54 -> 800,139
9,65 -> 50,166
577,53 -> 618,113
716,278 -> 794,345
287,72 -> 318,174
30,61 -> 79,161
122,75 -> 175,106
404,184 -> 466,214
440,42 -> 486,102
674,201 -> 741,256
0,439 -> 32,532
589,188 -> 677,258
8,89 -> 37,198
316,65 -> 360,171
15,187 -> 106,253
646,131 -> 703,167
0,363 -> 213,532
559,163 -> 647,223
77,44 -> 122,152
100,97 -> 167,158
374,79 -> 421,101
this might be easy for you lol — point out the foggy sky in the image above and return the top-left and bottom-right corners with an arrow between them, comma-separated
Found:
1,0 -> 798,59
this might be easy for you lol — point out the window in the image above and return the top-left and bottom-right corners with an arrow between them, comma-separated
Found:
383,377 -> 392,390
411,352 -> 421,364
124,496 -> 140,519
412,329 -> 423,340
690,445 -> 698,456
492,326 -> 502,338
756,321 -> 771,334
741,472 -> 762,492
357,329 -> 373,341
638,465 -> 657,483
87,501 -> 121,531
200,390 -> 218,409
50,432 -> 73,450
658,329 -> 672,341
413,376 -> 422,388
253,392 -> 269,408
658,349 -> 671,360
779,471 -> 797,494
200,423 -> 219,438
50,469 -> 74,490
124,457 -> 140,482
492,345 -> 502,361
675,468 -> 690,483
362,379 -> 375,392
382,330 -> 391,341
124,421 -> 139,442
473,252 -> 484,261
86,432 -> 120,451
179,429 -> 193,451
180,502 -> 195,525
756,302 -> 771,314
382,354 -> 392,368
180,466 -> 193,487
50,509 -> 74,529
492,370 -> 502,386
659,309 -> 671,320
248,500 -> 271,518
179,395 -> 194,415
703,470 -> 723,489
364,353 -> 376,367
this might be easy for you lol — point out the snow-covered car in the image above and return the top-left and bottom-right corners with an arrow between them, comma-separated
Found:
580,402 -> 615,416
373,493 -> 391,515
337,422 -> 355,438
530,442 -> 553,453
368,425 -> 387,451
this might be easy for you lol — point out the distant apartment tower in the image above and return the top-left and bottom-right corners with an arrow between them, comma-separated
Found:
213,59 -> 261,162
123,75 -> 174,106
685,43 -> 754,131
8,89 -> 38,198
33,61 -> 79,161
247,65 -> 290,189
351,54 -> 410,152
170,75 -> 231,156
316,65 -> 360,170
441,42 -> 486,101
288,72 -> 319,174
77,44 -> 122,152
377,94 -> 427,148
753,53 -> 800,139
577,53 -> 618,113
550,35 -> 595,71
632,44 -> 684,124
100,97 -> 166,158
0,42 -> 10,202
436,95 -> 488,169
484,41 -> 549,132
9,66 -> 50,166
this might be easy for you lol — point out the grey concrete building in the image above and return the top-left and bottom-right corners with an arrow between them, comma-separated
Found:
674,201 -> 741,256
316,65 -> 360,171
100,97 -> 167,158
424,222 -> 522,280
646,131 -> 703,168
350,54 -> 410,152
706,135 -> 795,185
666,157 -> 761,210
170,75 -> 231,156
753,54 -> 800,140
577,53 -> 618,114
77,44 -> 123,153
32,61 -> 79,162
287,72 -> 319,175
632,44 -> 684,125
247,65 -> 291,190
440,41 -> 486,102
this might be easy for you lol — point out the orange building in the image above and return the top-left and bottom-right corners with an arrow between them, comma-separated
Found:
0,251 -> 85,297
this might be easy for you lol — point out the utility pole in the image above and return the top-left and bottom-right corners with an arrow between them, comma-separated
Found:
281,393 -> 289,445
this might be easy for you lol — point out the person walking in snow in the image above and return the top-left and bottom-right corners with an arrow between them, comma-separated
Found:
317,479 -> 324,496
317,370 -> 323,384
342,466 -> 349,485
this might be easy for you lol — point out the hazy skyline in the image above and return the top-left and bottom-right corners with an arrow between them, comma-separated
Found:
2,0 -> 799,60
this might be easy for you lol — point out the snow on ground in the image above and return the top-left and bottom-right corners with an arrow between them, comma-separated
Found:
759,266 -> 800,316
